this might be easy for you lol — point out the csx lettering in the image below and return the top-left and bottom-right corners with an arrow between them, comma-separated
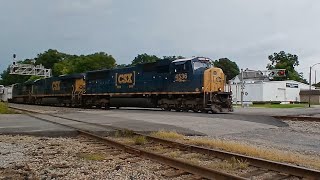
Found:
52,81 -> 60,91
175,73 -> 188,82
118,73 -> 133,84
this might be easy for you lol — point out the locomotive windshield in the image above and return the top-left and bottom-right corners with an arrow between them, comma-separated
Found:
193,61 -> 211,70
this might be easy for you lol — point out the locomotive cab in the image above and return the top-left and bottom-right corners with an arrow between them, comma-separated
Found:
169,57 -> 232,113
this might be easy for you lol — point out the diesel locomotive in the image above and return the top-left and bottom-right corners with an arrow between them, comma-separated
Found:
11,57 -> 233,113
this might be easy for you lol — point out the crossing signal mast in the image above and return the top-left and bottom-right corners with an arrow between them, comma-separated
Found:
9,54 -> 52,78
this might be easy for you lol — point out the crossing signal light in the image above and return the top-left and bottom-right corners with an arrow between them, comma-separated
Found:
271,71 -> 276,76
278,70 -> 286,76
269,69 -> 286,78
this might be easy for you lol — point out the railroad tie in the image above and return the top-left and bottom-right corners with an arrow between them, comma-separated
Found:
241,169 -> 268,178
162,170 -> 190,178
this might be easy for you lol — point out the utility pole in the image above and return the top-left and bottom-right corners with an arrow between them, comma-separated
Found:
240,69 -> 244,108
309,63 -> 320,107
309,66 -> 312,107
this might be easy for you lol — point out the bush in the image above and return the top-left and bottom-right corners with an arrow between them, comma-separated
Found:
252,101 -> 281,105
0,102 -> 15,114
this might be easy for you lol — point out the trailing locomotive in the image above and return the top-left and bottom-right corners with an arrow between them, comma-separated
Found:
12,74 -> 85,106
11,57 -> 233,113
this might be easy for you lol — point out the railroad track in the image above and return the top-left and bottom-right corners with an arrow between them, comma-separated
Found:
9,106 -> 320,180
273,115 -> 320,122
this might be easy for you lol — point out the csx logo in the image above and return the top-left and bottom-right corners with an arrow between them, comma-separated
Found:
52,81 -> 60,91
117,73 -> 134,84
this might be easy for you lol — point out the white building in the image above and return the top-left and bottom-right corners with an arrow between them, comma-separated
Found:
0,85 -> 6,102
0,85 -> 13,102
230,72 -> 314,104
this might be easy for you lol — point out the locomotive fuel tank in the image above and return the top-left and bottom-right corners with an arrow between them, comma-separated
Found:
110,97 -> 157,108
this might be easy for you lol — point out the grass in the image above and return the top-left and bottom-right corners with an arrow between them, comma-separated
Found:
164,150 -> 248,172
147,145 -> 167,154
208,157 -> 249,171
251,104 -> 307,108
150,130 -> 185,140
114,129 -> 135,138
133,136 -> 147,145
166,150 -> 182,158
0,102 -> 15,114
111,135 -> 147,145
150,131 -> 320,170
78,153 -> 105,161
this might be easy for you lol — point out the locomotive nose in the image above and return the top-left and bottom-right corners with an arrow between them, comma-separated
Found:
203,67 -> 225,92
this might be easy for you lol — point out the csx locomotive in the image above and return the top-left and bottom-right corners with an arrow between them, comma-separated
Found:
11,57 -> 233,113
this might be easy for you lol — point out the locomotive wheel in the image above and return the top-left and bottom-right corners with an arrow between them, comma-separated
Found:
102,103 -> 110,110
84,104 -> 92,109
162,104 -> 171,111
201,109 -> 208,113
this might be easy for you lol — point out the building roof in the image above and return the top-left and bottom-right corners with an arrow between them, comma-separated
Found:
231,69 -> 268,82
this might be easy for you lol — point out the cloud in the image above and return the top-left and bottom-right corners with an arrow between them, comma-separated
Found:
1,0 -> 320,82
55,0 -> 113,15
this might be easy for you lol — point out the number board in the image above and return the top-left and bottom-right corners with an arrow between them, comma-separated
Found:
175,73 -> 188,82
52,81 -> 60,91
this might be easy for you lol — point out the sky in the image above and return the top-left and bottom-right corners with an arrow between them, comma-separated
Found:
0,0 -> 320,83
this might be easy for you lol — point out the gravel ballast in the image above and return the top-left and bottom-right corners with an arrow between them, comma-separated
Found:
0,135 -> 175,179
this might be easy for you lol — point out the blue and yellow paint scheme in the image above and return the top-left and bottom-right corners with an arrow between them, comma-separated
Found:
85,57 -> 223,95
84,57 -> 232,112
11,57 -> 232,112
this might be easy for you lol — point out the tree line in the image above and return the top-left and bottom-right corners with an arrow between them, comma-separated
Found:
0,49 -> 314,86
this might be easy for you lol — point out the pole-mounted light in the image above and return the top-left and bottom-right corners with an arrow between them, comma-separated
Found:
309,63 -> 320,107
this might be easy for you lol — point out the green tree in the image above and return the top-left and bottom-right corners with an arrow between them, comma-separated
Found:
28,76 -> 43,81
267,51 -> 304,82
115,64 -> 129,68
131,54 -> 160,65
53,52 -> 116,75
0,57 -> 38,85
53,56 -> 76,75
35,49 -> 67,71
313,82 -> 320,87
0,68 -> 30,86
213,58 -> 240,81
0,50 -> 117,84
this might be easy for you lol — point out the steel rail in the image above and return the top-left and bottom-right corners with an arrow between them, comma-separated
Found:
10,106 -> 320,179
11,107 -> 246,180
